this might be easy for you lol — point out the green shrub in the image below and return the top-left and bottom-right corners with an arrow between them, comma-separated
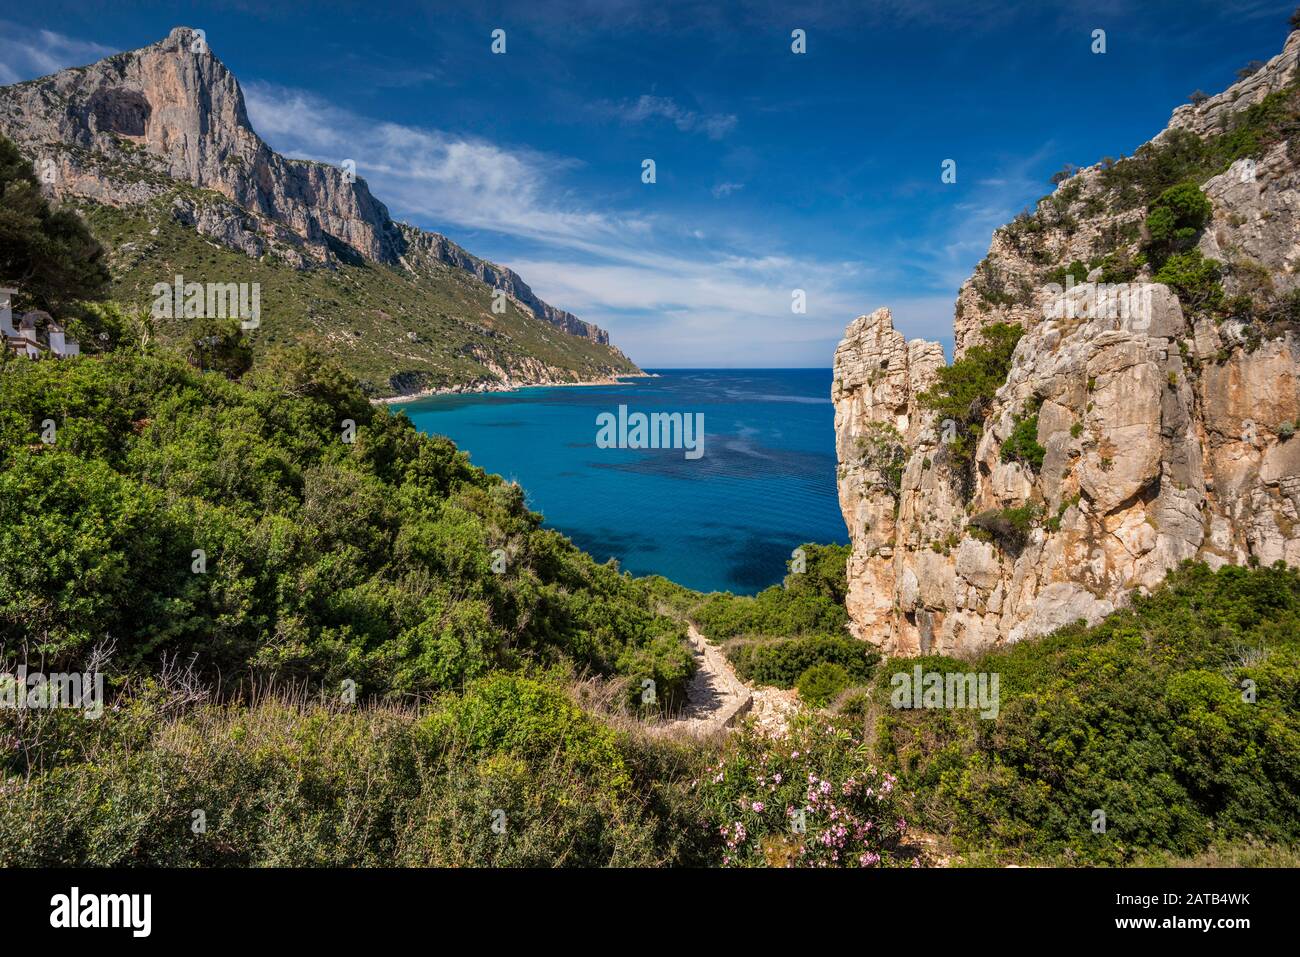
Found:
1153,249 -> 1224,315
796,662 -> 851,706
0,134 -> 110,313
873,562 -> 1300,865
968,504 -> 1040,554
1145,182 -> 1213,267
1043,260 -> 1090,288
728,634 -> 878,689
1000,411 -> 1046,471
918,323 -> 1024,499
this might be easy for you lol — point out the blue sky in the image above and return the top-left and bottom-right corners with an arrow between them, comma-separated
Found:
0,1 -> 1293,366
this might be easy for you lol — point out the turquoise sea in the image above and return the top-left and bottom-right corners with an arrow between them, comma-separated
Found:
398,369 -> 847,595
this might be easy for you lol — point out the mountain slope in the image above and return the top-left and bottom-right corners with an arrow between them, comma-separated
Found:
833,31 -> 1300,655
0,25 -> 636,395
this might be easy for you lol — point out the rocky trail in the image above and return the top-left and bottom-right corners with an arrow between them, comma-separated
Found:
650,625 -> 797,738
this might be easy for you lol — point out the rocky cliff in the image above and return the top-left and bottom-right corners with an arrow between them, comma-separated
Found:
835,33 -> 1300,656
0,26 -> 627,381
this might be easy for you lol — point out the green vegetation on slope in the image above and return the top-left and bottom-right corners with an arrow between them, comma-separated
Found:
0,666 -> 907,868
672,543 -> 879,698
918,322 -> 1025,498
0,349 -> 690,709
1005,75 -> 1300,329
865,562 -> 1300,865
77,188 -> 637,396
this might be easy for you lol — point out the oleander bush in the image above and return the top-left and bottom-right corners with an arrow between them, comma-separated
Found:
693,712 -> 909,867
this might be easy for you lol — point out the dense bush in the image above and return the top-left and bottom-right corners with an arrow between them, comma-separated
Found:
728,634 -> 878,689
796,662 -> 852,706
868,562 -> 1300,864
0,135 -> 109,314
690,543 -> 850,641
0,673 -> 712,866
1144,181 -> 1213,267
1000,409 -> 1046,472
1153,249 -> 1225,315
0,351 -> 692,707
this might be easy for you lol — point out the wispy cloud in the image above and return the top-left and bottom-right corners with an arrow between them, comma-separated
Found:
0,22 -> 1003,366
243,80 -> 889,364
0,20 -> 115,85
244,81 -> 646,251
604,94 -> 737,139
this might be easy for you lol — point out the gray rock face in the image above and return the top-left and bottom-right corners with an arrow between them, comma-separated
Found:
397,226 -> 612,345
837,285 -> 1300,657
951,33 -> 1300,360
0,26 -> 618,348
834,33 -> 1300,657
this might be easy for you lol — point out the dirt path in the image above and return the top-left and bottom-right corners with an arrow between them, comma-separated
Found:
650,625 -> 797,738
652,624 -> 752,736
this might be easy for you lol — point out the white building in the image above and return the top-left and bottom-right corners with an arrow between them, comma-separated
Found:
0,287 -> 80,360
48,321 -> 79,357
0,287 -> 15,338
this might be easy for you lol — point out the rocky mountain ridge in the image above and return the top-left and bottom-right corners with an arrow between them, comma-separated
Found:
834,32 -> 1300,656
0,25 -> 629,391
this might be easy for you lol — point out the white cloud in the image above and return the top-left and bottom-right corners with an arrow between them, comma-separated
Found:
0,21 -> 115,85
244,81 -> 649,253
606,94 -> 737,139
242,81 -> 891,365
711,181 -> 744,198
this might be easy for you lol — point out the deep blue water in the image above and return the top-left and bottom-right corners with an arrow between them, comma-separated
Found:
397,369 -> 847,595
